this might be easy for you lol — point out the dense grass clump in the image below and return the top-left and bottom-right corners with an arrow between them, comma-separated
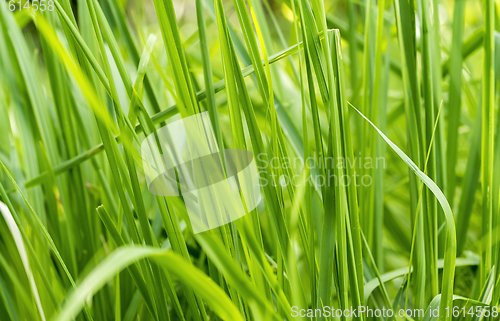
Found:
0,0 -> 498,320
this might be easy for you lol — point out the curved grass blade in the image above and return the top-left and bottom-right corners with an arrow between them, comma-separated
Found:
349,102 -> 456,320
364,256 -> 479,300
0,202 -> 46,321
53,246 -> 244,321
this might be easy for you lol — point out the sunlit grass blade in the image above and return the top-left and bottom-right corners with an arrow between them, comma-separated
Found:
480,0 -> 495,285
349,101 -> 456,321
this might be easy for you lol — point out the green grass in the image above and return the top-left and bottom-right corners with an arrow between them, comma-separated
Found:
0,0 -> 498,320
